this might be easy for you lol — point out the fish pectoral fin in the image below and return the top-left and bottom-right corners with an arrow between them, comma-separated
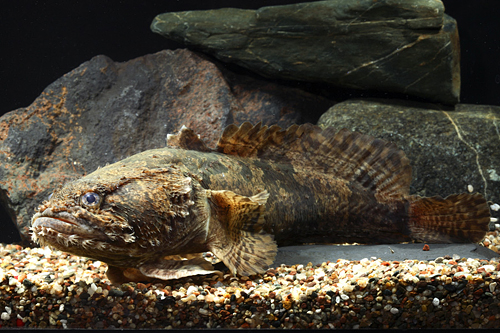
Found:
105,256 -> 218,283
207,189 -> 277,277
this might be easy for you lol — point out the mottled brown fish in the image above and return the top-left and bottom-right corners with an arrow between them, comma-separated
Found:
31,123 -> 490,283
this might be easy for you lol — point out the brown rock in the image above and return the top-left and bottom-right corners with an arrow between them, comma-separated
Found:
0,49 -> 333,242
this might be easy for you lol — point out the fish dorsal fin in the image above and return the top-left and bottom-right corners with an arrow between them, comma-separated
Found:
167,125 -> 211,152
216,122 -> 412,200
207,189 -> 277,276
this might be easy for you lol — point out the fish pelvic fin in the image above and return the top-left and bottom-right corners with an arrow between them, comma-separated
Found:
207,189 -> 277,276
216,122 -> 412,201
106,254 -> 217,283
407,193 -> 490,243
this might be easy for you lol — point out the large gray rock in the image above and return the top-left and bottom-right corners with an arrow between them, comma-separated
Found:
151,0 -> 460,104
318,98 -> 500,210
0,49 -> 333,242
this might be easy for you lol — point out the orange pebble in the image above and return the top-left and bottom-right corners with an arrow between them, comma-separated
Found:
422,244 -> 430,251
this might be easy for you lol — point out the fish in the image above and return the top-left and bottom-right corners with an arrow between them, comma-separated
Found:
30,122 -> 491,283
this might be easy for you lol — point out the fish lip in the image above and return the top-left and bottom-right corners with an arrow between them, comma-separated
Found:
31,210 -> 107,241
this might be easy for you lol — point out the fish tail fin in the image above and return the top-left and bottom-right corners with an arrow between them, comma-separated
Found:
407,193 -> 490,243
206,189 -> 277,276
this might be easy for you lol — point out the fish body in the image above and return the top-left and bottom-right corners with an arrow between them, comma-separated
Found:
31,123 -> 490,282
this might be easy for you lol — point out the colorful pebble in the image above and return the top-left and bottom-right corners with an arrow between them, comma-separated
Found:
0,234 -> 499,329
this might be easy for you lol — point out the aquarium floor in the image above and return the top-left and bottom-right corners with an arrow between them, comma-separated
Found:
0,226 -> 499,329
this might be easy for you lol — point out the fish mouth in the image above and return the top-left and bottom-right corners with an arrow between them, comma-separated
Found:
31,209 -> 107,242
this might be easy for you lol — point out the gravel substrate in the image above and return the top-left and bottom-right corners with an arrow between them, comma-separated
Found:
0,234 -> 499,330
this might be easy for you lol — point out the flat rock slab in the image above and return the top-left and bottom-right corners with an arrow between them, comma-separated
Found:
152,0 -> 460,104
318,98 -> 500,209
274,243 -> 499,266
0,49 -> 333,242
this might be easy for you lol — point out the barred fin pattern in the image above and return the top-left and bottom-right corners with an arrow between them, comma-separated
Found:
215,122 -> 411,200
208,189 -> 277,276
408,193 -> 490,243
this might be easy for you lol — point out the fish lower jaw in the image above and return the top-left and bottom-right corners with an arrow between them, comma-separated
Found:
30,224 -> 104,251
30,223 -> 145,264
31,216 -> 106,241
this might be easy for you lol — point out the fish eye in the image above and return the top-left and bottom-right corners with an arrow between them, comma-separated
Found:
81,192 -> 101,207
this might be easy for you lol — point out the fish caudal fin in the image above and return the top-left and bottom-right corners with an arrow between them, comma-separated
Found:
207,190 -> 277,276
407,193 -> 490,243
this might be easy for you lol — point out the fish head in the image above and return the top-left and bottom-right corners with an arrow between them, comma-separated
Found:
31,163 -> 210,266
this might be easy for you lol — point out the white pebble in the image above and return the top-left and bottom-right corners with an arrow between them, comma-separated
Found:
199,308 -> 208,315
489,282 -> 497,292
9,277 -> 18,286
390,307 -> 399,314
59,304 -> 65,312
186,285 -> 198,296
467,184 -> 474,193
490,203 -> 500,211
295,273 -> 307,281
491,218 -> 498,222
432,298 -> 440,306
4,307 -> 11,315
51,283 -> 62,294
88,283 -> 97,297
1,312 -> 10,320
482,265 -> 496,272
62,269 -> 76,279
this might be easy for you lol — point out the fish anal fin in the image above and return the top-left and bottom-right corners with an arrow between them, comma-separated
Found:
207,189 -> 277,276
167,125 -> 212,152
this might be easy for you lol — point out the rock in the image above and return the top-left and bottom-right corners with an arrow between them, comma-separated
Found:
151,0 -> 460,104
0,49 -> 333,242
317,98 -> 500,206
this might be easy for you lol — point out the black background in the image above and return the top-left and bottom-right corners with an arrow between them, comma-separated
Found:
1,1 -> 499,243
